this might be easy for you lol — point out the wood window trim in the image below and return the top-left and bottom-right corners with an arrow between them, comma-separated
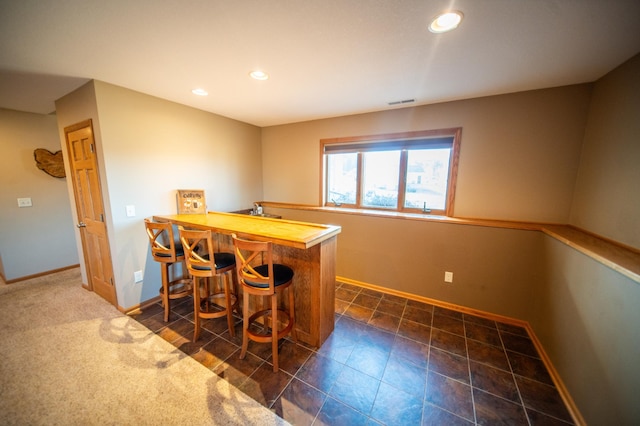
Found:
320,128 -> 462,216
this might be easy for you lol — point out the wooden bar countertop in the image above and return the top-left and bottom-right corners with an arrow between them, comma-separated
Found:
153,211 -> 341,250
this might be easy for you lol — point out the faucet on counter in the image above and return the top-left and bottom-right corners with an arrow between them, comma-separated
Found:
253,203 -> 263,215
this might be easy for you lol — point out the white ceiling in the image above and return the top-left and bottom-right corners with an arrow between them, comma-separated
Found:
1,0 -> 639,127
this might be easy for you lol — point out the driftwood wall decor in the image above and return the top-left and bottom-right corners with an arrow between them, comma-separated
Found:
34,148 -> 66,178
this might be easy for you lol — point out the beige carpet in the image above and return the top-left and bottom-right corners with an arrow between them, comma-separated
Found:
0,268 -> 288,425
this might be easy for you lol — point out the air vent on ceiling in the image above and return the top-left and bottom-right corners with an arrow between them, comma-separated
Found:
388,98 -> 415,106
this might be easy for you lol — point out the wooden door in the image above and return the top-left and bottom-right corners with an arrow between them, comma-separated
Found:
64,119 -> 117,306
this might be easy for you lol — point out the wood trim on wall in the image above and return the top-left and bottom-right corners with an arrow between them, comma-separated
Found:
260,201 -> 639,284
3,264 -> 80,284
319,127 -> 462,215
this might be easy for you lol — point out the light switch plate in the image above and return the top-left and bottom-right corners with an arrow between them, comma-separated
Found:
126,205 -> 136,217
134,270 -> 143,282
17,198 -> 32,207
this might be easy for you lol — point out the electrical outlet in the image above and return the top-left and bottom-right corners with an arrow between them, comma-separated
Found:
17,197 -> 32,207
444,271 -> 453,283
134,270 -> 143,282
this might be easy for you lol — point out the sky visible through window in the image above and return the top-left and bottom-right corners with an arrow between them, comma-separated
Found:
327,148 -> 451,210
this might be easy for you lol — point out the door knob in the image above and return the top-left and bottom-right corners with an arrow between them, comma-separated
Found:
77,222 -> 87,228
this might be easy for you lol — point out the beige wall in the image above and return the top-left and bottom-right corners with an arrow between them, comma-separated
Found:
570,54 -> 640,250
259,85 -> 594,413
532,54 -> 640,425
535,236 -> 640,425
263,85 -> 591,223
268,207 -> 543,321
56,81 -> 263,309
261,59 -> 640,424
0,108 -> 79,280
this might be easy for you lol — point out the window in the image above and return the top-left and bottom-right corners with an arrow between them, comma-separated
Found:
322,128 -> 461,216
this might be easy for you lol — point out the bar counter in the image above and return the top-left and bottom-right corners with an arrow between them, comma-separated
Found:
153,211 -> 341,347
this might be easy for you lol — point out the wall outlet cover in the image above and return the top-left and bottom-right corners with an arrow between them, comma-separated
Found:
17,198 -> 33,207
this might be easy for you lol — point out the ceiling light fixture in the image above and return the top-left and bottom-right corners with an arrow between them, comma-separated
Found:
250,70 -> 269,81
429,11 -> 463,33
192,88 -> 208,96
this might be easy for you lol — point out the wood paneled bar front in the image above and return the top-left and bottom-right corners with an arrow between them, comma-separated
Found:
153,212 -> 341,348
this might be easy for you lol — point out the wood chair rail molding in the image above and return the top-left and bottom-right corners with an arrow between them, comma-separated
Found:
259,201 -> 640,284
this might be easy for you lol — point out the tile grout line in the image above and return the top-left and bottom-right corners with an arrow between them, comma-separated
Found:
462,317 -> 479,425
425,297 -> 435,424
499,326 -> 533,426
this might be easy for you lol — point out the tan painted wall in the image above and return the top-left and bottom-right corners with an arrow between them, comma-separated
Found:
535,236 -> 640,425
0,108 -> 78,280
262,85 -> 592,223
534,53 -> 640,425
268,207 -> 543,321
56,81 -> 263,309
261,67 -> 639,424
570,53 -> 640,250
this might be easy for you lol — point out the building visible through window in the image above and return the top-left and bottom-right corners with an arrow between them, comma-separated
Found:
322,128 -> 461,216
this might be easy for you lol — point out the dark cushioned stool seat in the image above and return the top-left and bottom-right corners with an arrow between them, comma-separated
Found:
245,264 -> 294,288
192,252 -> 235,271
179,226 -> 238,342
232,233 -> 296,373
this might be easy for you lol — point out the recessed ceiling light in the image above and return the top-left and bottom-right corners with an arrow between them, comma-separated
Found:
429,11 -> 463,33
192,88 -> 208,96
250,70 -> 269,81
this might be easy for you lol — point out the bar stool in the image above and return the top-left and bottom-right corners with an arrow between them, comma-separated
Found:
231,233 -> 295,372
144,218 -> 192,322
179,226 -> 238,342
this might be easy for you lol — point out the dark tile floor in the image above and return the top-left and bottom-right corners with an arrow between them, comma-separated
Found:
131,281 -> 575,425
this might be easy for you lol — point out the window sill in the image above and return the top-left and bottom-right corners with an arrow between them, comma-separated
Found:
261,201 -> 640,284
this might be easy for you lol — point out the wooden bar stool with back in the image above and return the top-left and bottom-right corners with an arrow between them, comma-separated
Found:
179,226 -> 238,342
231,233 -> 296,372
144,218 -> 192,322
